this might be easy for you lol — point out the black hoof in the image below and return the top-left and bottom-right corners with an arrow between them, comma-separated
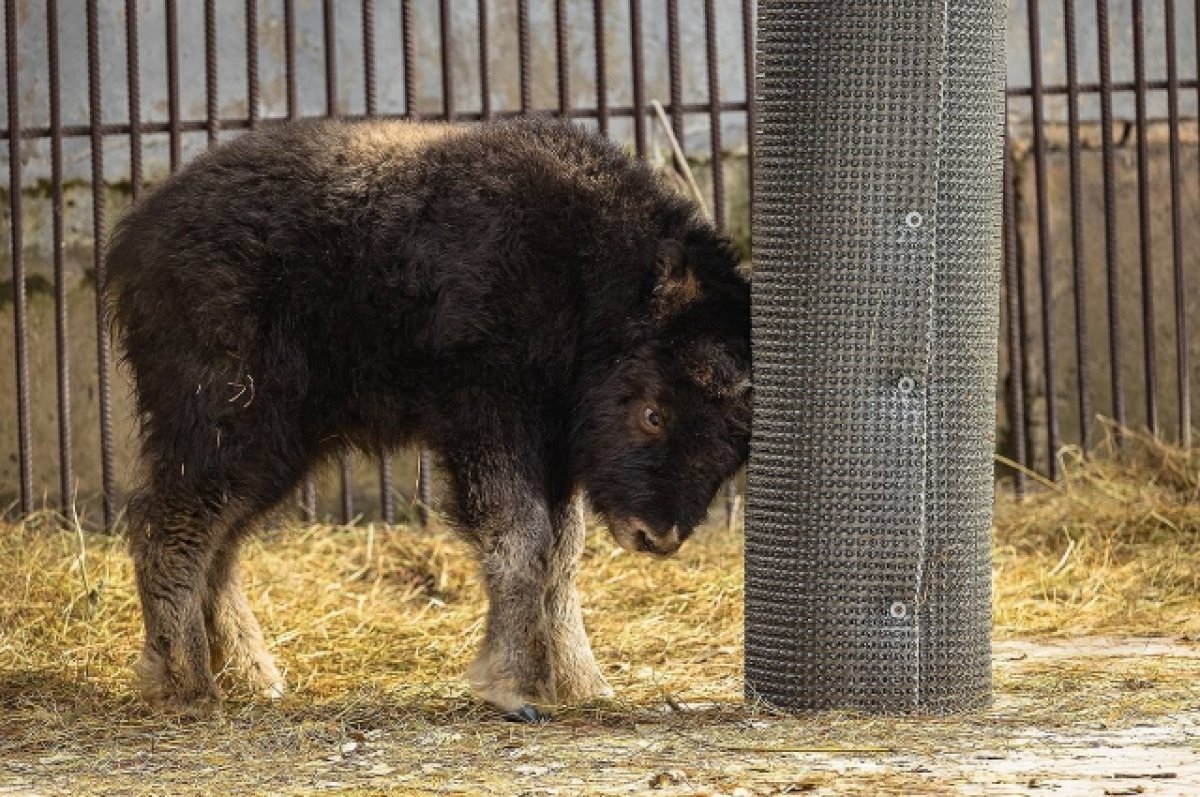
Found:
504,704 -> 551,724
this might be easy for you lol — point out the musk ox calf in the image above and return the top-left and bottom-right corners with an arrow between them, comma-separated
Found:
106,117 -> 751,721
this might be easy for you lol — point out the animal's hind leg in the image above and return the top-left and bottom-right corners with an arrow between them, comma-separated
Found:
128,487 -> 232,708
204,536 -> 285,699
545,497 -> 612,703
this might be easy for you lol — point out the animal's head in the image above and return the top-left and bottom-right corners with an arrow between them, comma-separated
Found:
574,227 -> 751,556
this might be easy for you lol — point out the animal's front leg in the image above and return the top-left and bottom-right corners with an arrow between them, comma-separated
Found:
545,497 -> 612,703
468,514 -> 556,720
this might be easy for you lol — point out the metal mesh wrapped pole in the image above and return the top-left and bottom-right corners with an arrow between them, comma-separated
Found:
746,2 -> 1006,712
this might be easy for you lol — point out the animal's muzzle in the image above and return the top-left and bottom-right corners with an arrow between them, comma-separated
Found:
613,518 -> 683,557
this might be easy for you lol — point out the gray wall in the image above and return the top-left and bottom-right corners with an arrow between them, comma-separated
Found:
1,0 -> 755,184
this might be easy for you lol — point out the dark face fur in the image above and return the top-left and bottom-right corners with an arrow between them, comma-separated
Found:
573,230 -> 752,556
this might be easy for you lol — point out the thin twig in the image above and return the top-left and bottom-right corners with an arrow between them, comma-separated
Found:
650,100 -> 709,219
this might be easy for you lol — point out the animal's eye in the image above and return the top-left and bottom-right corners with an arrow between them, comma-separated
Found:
639,405 -> 664,436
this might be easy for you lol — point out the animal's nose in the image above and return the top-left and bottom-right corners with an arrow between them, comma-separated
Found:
635,523 -> 682,556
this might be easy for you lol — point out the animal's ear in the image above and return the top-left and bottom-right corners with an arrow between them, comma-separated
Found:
652,239 -> 702,319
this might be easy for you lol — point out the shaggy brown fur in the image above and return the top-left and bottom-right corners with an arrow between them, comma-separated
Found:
106,118 -> 751,720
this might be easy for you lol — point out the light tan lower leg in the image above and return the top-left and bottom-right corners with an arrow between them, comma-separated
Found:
545,498 -> 612,703
204,543 -> 285,699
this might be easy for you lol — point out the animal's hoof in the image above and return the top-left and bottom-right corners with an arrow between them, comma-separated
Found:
504,704 -> 551,724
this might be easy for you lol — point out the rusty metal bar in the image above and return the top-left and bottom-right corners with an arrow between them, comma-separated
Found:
205,0 -> 219,147
555,0 -> 570,116
402,0 -> 417,119
416,451 -> 432,526
742,0 -> 754,222
1164,0 -> 1189,446
363,0 -> 376,117
1064,0 -> 1090,451
478,0 -> 491,119
324,0 -> 338,117
703,0 -> 731,521
4,101 -> 754,141
593,0 -> 608,135
440,0 -> 455,118
340,456 -> 354,524
166,0 -> 181,169
6,0 -> 32,515
284,0 -> 298,119
363,0 -> 390,519
1026,0 -> 1060,478
126,0 -> 143,198
1132,0 -> 1157,437
48,0 -> 73,510
1006,77 -> 1197,96
704,0 -> 725,229
518,0 -> 531,114
1003,134 -> 1029,494
666,0 -> 684,167
629,0 -> 646,156
246,0 -> 259,128
1096,0 -> 1125,433
87,0 -> 116,527
380,456 -> 395,525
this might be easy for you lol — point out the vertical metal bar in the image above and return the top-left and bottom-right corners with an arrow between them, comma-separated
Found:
1164,0 -> 1189,446
440,0 -> 454,119
703,0 -> 725,229
6,0 -> 32,516
283,0 -> 310,518
1026,0 -> 1060,478
517,0 -> 531,114
665,0 -> 684,165
379,457 -> 395,524
340,456 -> 354,524
49,0 -> 73,511
402,0 -> 430,524
416,450 -> 432,526
402,0 -> 417,119
555,0 -> 570,117
362,0 -> 389,521
205,0 -> 219,147
1003,135 -> 1028,494
703,0 -> 732,521
125,0 -> 142,199
628,0 -> 646,156
166,0 -> 181,169
1096,0 -> 1125,433
593,0 -> 608,135
87,0 -> 116,527
362,0 -> 376,117
284,0 -> 298,119
1132,0 -> 1157,437
1064,0 -> 1090,452
323,0 -> 338,117
246,0 -> 259,129
478,0 -> 491,120
742,0 -> 754,222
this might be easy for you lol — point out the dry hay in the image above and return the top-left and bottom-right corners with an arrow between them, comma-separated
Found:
1,429 -> 1198,795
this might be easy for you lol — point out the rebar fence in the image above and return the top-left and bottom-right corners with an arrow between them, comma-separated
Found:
1,1 -> 1197,523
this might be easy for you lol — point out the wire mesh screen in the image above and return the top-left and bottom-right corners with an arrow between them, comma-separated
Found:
746,0 -> 1004,712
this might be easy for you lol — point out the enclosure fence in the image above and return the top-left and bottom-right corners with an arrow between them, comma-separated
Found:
2,0 -> 1198,524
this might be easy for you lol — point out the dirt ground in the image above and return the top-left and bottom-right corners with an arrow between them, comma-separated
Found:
2,440 -> 1198,795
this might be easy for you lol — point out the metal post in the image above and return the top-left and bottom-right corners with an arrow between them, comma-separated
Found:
747,0 -> 1004,712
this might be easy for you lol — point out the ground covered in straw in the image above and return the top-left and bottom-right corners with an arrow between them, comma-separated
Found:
2,436 -> 1199,796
